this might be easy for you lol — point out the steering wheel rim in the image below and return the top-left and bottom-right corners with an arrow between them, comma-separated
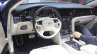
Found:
33,6 -> 62,39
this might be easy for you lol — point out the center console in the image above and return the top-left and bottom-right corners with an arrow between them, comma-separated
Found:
61,34 -> 85,51
61,15 -> 95,52
60,16 -> 72,36
60,16 -> 81,50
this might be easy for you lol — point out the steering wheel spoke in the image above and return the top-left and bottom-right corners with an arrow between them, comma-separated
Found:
35,24 -> 44,35
35,25 -> 42,31
52,18 -> 61,29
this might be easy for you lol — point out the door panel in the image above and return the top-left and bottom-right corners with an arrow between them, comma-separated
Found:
0,22 -> 7,54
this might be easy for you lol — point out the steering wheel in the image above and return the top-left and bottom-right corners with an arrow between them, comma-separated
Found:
33,6 -> 62,39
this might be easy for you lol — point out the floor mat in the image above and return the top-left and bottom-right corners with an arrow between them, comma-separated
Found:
14,35 -> 56,54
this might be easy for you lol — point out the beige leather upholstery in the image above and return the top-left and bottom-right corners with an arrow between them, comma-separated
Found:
0,22 -> 7,54
80,45 -> 97,54
30,45 -> 70,54
71,15 -> 95,32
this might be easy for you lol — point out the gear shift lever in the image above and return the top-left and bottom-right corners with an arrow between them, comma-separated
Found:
69,35 -> 74,41
70,34 -> 85,46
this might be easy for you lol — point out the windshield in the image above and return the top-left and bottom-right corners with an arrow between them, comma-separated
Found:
23,0 -> 94,4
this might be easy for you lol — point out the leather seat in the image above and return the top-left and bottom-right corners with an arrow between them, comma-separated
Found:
30,45 -> 69,54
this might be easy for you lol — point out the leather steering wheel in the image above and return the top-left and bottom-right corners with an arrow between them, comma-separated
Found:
33,6 -> 62,39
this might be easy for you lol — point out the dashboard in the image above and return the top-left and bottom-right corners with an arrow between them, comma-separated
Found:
12,2 -> 94,35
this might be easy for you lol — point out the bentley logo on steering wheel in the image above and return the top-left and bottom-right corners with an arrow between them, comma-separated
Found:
48,22 -> 52,25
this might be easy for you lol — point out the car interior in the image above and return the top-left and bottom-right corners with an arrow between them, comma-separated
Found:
1,0 -> 97,54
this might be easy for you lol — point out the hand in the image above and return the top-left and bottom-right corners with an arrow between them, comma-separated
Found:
72,31 -> 82,38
